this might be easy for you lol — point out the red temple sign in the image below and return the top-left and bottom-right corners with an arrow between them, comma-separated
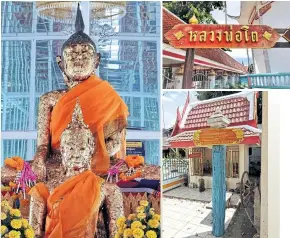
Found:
188,152 -> 202,159
164,24 -> 280,49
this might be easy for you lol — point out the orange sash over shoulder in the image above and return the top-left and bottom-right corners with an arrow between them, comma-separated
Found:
50,75 -> 129,174
29,171 -> 103,238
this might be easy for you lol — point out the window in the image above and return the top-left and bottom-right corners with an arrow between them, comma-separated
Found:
1,1 -> 160,164
226,146 -> 239,178
189,148 -> 204,176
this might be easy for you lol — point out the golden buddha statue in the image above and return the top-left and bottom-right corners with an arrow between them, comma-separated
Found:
29,100 -> 123,238
27,3 -> 127,181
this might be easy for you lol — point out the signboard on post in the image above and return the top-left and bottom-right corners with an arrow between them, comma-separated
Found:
126,141 -> 145,156
193,128 -> 244,146
188,151 -> 202,159
164,24 -> 280,49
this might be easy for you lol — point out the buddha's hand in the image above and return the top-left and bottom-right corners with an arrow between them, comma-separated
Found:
32,146 -> 48,181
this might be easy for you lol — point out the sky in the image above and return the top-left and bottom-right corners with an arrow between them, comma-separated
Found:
162,91 -> 198,129
211,1 -> 252,65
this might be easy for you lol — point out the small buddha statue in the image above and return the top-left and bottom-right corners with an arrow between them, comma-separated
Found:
29,100 -> 123,238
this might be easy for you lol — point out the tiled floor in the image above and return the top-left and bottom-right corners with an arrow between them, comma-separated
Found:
162,197 -> 236,238
164,187 -> 233,203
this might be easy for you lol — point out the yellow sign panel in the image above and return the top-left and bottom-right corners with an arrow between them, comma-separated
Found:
193,128 -> 244,146
126,142 -> 142,148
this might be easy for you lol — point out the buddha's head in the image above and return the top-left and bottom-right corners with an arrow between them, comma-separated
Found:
60,99 -> 94,172
57,3 -> 100,83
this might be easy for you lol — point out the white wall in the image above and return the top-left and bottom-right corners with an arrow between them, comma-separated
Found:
189,144 -> 248,190
189,175 -> 240,190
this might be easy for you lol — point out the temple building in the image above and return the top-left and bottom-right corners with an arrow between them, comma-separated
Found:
165,91 -> 262,190
1,1 -> 161,165
162,7 -> 247,89
231,1 -> 290,73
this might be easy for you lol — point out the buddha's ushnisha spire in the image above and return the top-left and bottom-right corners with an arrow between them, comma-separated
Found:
61,2 -> 96,53
75,3 -> 85,32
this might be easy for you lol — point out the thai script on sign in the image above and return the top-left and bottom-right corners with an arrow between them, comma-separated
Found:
187,25 -> 259,43
165,24 -> 280,49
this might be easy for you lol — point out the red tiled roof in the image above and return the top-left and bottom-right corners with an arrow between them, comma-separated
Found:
163,7 -> 246,73
184,96 -> 252,130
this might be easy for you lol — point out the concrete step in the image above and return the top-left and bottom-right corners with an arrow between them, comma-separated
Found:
206,192 -> 232,209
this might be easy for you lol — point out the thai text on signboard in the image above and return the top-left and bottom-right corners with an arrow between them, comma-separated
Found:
126,141 -> 145,156
193,128 -> 244,146
164,24 -> 280,49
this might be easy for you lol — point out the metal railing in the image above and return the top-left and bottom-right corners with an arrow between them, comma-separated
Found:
162,156 -> 189,181
240,73 -> 290,89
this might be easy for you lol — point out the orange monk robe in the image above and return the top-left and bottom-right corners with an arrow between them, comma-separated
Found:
50,75 -> 129,174
29,171 -> 103,238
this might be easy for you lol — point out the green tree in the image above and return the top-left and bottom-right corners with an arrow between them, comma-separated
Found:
196,91 -> 262,123
196,91 -> 239,100
163,1 -> 224,24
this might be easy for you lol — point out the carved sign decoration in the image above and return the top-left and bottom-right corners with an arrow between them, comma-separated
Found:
193,128 -> 244,146
164,24 -> 280,49
259,2 -> 272,16
249,7 -> 259,24
283,28 -> 290,42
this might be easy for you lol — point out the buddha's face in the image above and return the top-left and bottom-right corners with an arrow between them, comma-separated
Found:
62,43 -> 98,81
60,128 -> 95,171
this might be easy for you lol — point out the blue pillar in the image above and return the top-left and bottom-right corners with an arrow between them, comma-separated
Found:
212,145 -> 226,237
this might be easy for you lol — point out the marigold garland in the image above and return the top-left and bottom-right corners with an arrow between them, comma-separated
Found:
124,155 -> 144,168
1,201 -> 34,238
116,200 -> 160,238
119,169 -> 142,181
4,157 -> 24,171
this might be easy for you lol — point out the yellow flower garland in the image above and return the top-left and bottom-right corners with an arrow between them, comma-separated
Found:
10,209 -> 21,217
22,219 -> 29,229
132,228 -> 144,238
1,213 -> 7,220
139,200 -> 149,207
1,201 -> 10,207
24,229 -> 34,238
123,228 -> 133,238
146,230 -> 157,238
117,216 -> 126,227
116,199 -> 160,238
131,221 -> 142,230
8,230 -> 21,238
10,219 -> 22,229
136,206 -> 145,213
137,213 -> 146,220
148,219 -> 160,229
1,225 -> 8,235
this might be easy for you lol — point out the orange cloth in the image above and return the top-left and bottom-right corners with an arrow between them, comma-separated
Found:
50,75 -> 129,174
29,171 -> 103,238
